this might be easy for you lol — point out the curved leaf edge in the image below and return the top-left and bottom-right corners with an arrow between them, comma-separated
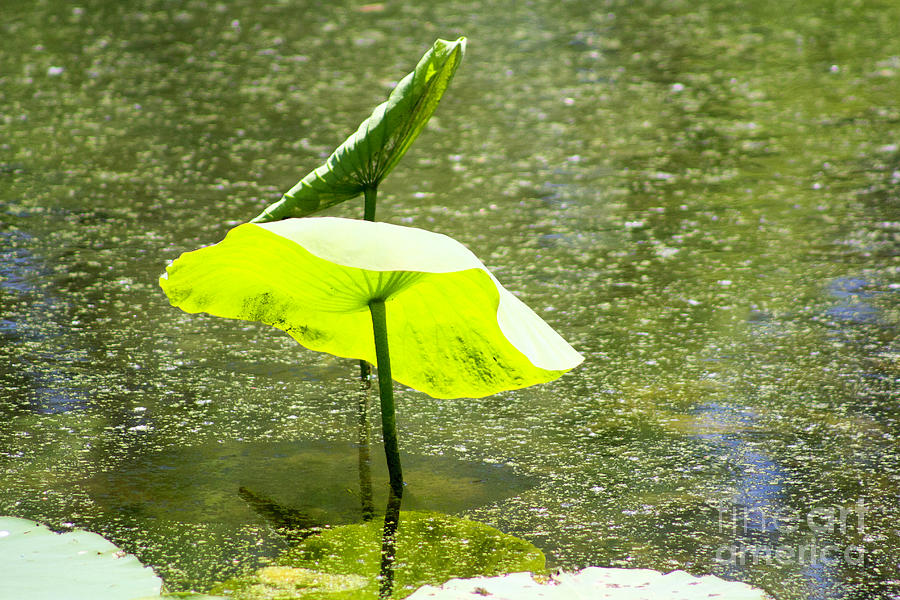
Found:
160,219 -> 582,399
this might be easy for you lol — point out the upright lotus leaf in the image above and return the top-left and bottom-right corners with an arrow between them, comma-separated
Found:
159,217 -> 582,399
251,37 -> 466,223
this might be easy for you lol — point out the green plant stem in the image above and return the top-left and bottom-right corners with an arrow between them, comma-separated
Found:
358,186 -> 375,505
369,299 -> 403,496
359,186 -> 377,386
364,186 -> 378,222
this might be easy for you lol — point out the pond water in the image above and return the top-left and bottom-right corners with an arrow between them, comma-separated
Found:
1,0 -> 898,598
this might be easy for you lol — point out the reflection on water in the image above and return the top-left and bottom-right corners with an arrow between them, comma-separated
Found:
692,403 -> 786,534
236,473 -> 401,598
691,403 -> 852,599
1,0 -> 899,598
826,277 -> 880,325
379,489 -> 403,599
357,373 -> 377,523
261,504 -> 545,599
0,228 -> 90,413
79,439 -> 533,526
238,486 -> 324,541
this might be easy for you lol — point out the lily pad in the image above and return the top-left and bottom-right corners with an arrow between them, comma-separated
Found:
209,566 -> 368,600
407,567 -> 772,600
133,594 -> 230,600
0,516 -> 162,600
211,511 -> 545,599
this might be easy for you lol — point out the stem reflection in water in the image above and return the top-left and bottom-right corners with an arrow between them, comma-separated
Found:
357,362 -> 375,522
379,487 -> 402,599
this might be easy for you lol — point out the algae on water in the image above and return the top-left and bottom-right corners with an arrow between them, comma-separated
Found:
211,511 -> 545,599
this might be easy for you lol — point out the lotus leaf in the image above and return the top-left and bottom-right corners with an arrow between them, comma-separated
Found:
251,38 -> 466,222
0,516 -> 162,600
159,217 -> 582,399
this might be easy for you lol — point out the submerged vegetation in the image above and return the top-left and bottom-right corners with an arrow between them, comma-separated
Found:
212,512 -> 545,599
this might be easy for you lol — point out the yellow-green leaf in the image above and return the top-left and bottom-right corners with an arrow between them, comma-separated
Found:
160,218 -> 582,399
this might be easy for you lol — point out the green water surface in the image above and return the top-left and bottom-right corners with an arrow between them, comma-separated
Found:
1,1 -> 898,598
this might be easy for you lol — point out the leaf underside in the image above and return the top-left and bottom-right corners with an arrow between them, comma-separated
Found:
160,218 -> 582,399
